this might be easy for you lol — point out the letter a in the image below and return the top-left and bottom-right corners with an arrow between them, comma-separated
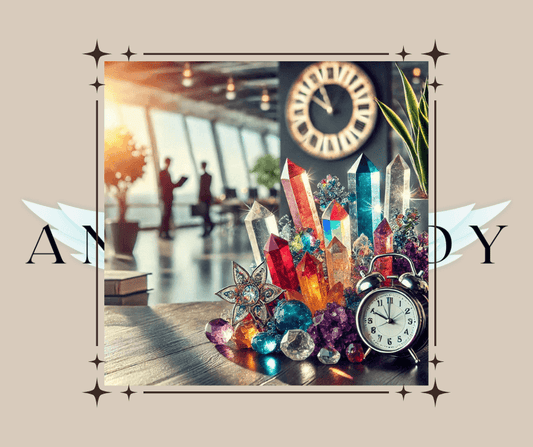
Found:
26,225 -> 65,264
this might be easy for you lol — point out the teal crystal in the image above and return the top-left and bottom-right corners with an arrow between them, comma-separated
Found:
252,333 -> 278,355
348,154 -> 381,244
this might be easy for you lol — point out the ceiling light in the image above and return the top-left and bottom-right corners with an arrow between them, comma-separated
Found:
226,76 -> 236,100
182,62 -> 194,87
260,88 -> 270,111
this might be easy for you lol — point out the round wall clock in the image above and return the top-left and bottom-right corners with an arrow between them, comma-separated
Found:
285,61 -> 378,160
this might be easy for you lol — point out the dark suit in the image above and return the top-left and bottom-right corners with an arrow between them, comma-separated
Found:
159,169 -> 180,235
199,172 -> 213,235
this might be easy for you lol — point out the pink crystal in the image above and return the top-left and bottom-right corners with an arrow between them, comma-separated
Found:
373,218 -> 393,278
205,318 -> 234,345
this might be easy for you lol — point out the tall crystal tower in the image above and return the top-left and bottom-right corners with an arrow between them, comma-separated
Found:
384,154 -> 410,222
347,154 -> 381,244
281,159 -> 324,248
244,201 -> 279,265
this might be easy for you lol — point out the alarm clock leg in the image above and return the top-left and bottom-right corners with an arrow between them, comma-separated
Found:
364,348 -> 372,359
408,348 -> 420,364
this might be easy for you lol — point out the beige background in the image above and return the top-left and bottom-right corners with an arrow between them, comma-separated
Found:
4,1 -> 530,445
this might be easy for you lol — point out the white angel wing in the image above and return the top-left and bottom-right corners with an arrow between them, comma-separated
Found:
428,201 -> 510,270
23,200 -> 105,269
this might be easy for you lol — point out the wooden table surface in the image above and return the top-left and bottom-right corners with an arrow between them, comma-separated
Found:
104,302 -> 428,386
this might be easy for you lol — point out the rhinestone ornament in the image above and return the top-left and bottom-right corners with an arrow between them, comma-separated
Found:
280,329 -> 315,361
317,346 -> 341,364
205,319 -> 234,345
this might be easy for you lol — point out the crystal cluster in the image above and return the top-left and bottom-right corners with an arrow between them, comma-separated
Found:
314,174 -> 350,212
295,253 -> 330,314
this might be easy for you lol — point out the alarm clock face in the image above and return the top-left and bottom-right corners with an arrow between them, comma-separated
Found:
285,61 -> 377,160
356,288 -> 425,354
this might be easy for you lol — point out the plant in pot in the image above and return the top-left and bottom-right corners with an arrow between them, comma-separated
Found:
104,127 -> 148,255
250,154 -> 280,198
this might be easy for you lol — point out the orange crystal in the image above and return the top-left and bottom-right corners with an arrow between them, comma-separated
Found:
325,237 -> 352,289
327,282 -> 346,307
232,318 -> 260,349
295,252 -> 330,314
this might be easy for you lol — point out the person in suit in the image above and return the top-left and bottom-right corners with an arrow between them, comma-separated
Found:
159,157 -> 187,240
198,161 -> 214,237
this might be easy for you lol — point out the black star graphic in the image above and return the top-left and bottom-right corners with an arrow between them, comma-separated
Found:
84,379 -> 110,407
429,78 -> 442,92
89,354 -> 104,369
122,46 -> 136,61
396,46 -> 411,61
429,354 -> 443,368
423,380 -> 449,406
83,40 -> 110,68
90,77 -> 104,92
122,386 -> 136,401
397,385 -> 411,400
423,41 -> 449,67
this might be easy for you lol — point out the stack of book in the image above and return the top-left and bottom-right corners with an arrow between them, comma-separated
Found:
104,270 -> 151,306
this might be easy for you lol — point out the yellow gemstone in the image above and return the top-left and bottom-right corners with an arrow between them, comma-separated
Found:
233,318 -> 260,349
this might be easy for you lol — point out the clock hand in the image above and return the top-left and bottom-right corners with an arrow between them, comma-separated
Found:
311,96 -> 331,112
373,311 -> 388,320
318,85 -> 334,115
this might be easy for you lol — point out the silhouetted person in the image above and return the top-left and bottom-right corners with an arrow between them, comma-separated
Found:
198,161 -> 214,237
159,157 -> 187,240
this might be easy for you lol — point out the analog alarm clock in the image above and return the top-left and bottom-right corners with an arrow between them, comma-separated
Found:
355,253 -> 428,363
285,61 -> 378,160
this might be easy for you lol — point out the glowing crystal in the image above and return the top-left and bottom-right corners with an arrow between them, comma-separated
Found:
325,237 -> 352,289
295,252 -> 330,314
322,200 -> 351,250
317,346 -> 341,364
280,329 -> 315,361
264,234 -> 299,292
347,154 -> 381,244
384,154 -> 410,223
244,201 -> 279,266
373,218 -> 393,278
233,318 -> 260,349
281,159 -> 324,248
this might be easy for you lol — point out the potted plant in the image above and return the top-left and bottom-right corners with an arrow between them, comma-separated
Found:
104,127 -> 148,255
250,154 -> 280,197
375,65 -> 428,199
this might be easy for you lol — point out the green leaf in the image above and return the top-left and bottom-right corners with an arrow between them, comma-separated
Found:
420,80 -> 429,119
396,64 -> 420,137
375,98 -> 422,179
418,106 -> 429,148
416,119 -> 429,195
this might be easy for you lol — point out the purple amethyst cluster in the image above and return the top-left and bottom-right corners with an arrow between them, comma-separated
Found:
307,302 -> 360,357
394,232 -> 429,282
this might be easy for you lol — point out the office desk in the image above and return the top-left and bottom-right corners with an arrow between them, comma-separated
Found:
104,301 -> 428,387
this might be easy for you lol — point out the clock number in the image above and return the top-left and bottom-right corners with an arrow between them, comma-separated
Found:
397,336 -> 402,343
387,338 -> 392,346
387,297 -> 393,304
405,308 -> 411,314
408,318 -> 413,325
377,335 -> 382,342
371,327 -> 376,334
367,318 -> 373,324
377,299 -> 383,307
355,119 -> 366,132
399,301 -> 402,307
370,308 -> 375,314
404,329 -> 409,335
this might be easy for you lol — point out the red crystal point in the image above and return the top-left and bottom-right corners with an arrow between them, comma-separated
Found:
373,218 -> 393,279
329,201 -> 348,221
285,158 -> 306,177
264,234 -> 299,292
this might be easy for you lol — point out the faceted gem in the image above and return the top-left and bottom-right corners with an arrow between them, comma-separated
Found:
264,234 -> 299,291
233,318 -> 260,349
295,252 -> 330,314
242,284 -> 259,304
280,329 -> 315,361
327,281 -> 346,307
244,201 -> 279,266
322,200 -> 351,250
281,159 -> 324,248
347,154 -> 381,244
205,318 -> 234,345
274,299 -> 313,333
373,218 -> 394,279
251,332 -> 278,355
317,346 -> 341,365
325,237 -> 352,289
346,343 -> 365,363
384,154 -> 410,223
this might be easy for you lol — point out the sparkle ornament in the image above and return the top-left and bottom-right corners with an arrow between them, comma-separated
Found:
244,201 -> 279,265
317,347 -> 341,365
373,218 -> 394,278
322,200 -> 351,250
281,159 -> 324,248
205,319 -> 234,345
347,154 -> 381,244
215,261 -> 284,328
263,234 -> 299,292
295,252 -> 330,314
325,237 -> 351,289
384,154 -> 410,223
280,329 -> 315,361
